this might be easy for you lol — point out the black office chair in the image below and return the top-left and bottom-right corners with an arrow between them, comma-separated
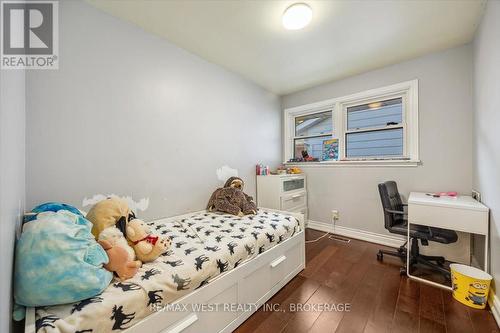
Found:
377,181 -> 458,279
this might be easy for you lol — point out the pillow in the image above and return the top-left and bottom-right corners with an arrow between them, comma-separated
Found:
24,202 -> 83,223
14,210 -> 113,309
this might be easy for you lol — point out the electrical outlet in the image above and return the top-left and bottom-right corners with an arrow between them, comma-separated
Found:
331,210 -> 339,221
472,189 -> 482,203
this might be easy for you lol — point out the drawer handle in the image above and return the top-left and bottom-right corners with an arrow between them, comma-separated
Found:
270,255 -> 287,268
284,194 -> 303,201
165,313 -> 198,333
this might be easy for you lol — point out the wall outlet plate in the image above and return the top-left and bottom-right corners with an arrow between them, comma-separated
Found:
472,189 -> 482,203
331,210 -> 339,220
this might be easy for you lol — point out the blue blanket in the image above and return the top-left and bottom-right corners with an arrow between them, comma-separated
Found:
14,208 -> 112,316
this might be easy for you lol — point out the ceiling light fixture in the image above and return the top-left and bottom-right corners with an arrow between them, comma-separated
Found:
282,3 -> 312,30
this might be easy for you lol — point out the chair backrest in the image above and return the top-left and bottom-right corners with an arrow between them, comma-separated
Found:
378,181 -> 404,230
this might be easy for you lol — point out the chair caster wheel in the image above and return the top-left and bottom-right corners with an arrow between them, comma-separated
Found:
400,267 -> 407,276
377,252 -> 383,261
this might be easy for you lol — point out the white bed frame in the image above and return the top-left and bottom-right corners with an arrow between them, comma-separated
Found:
25,209 -> 305,333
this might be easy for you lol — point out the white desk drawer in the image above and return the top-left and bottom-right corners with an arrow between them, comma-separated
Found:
281,191 -> 307,211
409,204 -> 489,235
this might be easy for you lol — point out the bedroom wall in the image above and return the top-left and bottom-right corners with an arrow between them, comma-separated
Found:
25,0 -> 281,219
281,44 -> 474,237
0,70 -> 26,333
472,0 -> 500,307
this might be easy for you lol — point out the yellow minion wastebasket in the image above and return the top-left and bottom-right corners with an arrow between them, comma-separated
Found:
450,263 -> 492,309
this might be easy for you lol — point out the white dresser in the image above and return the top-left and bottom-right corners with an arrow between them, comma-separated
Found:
256,174 -> 307,220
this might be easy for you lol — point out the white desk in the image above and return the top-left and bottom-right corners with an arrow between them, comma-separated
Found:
407,192 -> 489,290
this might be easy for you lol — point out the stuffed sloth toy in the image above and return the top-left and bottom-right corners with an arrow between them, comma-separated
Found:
207,177 -> 257,216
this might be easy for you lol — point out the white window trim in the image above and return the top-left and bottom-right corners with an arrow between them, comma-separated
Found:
283,79 -> 419,167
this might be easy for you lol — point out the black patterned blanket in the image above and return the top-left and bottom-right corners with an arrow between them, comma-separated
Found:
35,209 -> 301,333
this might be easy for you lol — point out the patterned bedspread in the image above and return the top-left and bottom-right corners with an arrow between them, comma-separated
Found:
35,209 -> 301,333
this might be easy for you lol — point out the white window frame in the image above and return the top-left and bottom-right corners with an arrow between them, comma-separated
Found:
283,79 -> 419,167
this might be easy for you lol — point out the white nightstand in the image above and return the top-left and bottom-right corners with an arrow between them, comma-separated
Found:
256,174 -> 307,220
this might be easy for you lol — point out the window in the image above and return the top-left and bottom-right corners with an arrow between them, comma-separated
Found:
283,80 -> 419,165
293,111 -> 333,161
345,97 -> 404,159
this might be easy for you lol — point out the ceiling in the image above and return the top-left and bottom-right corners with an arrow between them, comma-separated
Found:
87,0 -> 485,95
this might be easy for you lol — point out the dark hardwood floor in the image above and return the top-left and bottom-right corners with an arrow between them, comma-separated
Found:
235,229 -> 499,333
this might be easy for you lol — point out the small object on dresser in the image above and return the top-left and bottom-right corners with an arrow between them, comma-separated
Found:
256,164 -> 270,175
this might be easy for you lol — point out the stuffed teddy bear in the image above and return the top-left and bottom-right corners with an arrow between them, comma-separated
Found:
86,197 -> 135,239
98,226 -> 138,263
98,239 -> 141,281
206,177 -> 257,216
126,219 -> 170,262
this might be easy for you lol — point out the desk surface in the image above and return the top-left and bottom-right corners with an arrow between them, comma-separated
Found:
408,192 -> 488,212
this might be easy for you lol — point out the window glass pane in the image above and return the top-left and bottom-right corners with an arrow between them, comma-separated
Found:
347,97 -> 402,130
295,111 -> 332,137
294,135 -> 332,161
346,128 -> 403,158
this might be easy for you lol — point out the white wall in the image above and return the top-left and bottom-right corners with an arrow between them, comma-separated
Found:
282,45 -> 474,236
26,1 -> 281,220
0,70 -> 26,332
473,0 -> 500,303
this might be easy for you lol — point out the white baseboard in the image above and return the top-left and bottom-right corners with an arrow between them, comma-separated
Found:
307,220 -> 405,248
489,292 -> 500,328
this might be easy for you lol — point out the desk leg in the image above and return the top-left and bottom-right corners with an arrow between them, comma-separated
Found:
406,219 -> 453,291
407,220 -> 410,276
485,234 -> 489,273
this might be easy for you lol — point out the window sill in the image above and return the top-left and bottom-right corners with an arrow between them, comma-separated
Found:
283,159 -> 421,168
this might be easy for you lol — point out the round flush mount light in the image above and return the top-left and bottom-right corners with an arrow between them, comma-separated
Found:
282,3 -> 312,30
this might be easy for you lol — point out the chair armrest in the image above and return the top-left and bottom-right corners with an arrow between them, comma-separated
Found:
385,208 -> 406,215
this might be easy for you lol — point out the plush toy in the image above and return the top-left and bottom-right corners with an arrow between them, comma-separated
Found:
98,239 -> 141,281
126,219 -> 170,262
86,197 -> 135,239
206,177 -> 257,216
98,227 -> 137,262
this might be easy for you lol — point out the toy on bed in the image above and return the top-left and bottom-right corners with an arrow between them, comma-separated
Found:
126,219 -> 171,262
13,203 -> 113,321
98,238 -> 141,281
86,197 -> 136,238
98,227 -> 141,280
206,176 -> 257,216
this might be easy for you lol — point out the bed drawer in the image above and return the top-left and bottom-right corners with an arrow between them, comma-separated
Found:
281,191 -> 307,211
242,237 -> 304,304
269,241 -> 302,286
181,284 -> 240,333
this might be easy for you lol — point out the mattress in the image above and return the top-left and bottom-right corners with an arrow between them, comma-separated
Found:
35,209 -> 301,333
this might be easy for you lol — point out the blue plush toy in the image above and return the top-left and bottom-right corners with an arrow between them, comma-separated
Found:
13,204 -> 112,320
